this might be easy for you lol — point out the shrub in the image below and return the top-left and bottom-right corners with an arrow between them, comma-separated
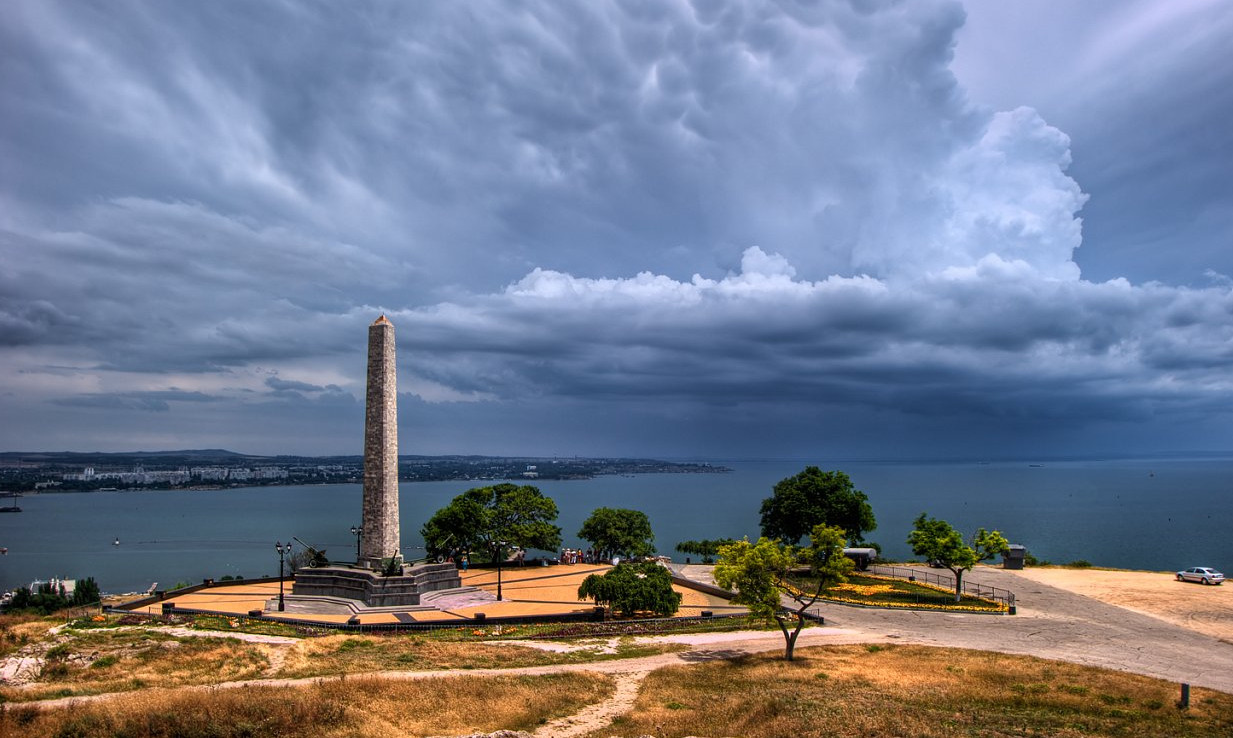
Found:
577,562 -> 682,617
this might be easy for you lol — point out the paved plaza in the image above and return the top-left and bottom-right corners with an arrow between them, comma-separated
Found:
120,563 -> 745,625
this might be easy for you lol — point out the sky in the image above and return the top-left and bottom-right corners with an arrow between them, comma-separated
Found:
2,0 -> 1231,460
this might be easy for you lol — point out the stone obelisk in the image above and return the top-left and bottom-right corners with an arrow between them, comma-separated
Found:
288,315 -> 461,606
360,315 -> 400,569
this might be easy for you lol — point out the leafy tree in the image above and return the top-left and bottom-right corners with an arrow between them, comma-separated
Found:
71,577 -> 101,606
714,524 -> 854,660
759,467 -> 876,545
906,513 -> 1010,602
421,483 -> 562,562
577,507 -> 655,561
577,561 -> 682,617
674,538 -> 736,564
4,581 -> 78,615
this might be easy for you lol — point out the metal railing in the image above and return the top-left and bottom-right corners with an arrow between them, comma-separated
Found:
868,564 -> 1015,611
101,604 -> 753,637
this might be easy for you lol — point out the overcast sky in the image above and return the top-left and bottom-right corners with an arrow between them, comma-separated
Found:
2,0 -> 1231,459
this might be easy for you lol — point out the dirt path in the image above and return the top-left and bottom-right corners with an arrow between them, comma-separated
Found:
19,628 -> 865,712
530,666 -> 653,738
15,566 -> 1233,737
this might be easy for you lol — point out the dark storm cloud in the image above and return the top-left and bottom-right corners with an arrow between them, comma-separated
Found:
1,0 -> 1231,456
265,377 -> 326,393
52,389 -> 218,413
391,249 -> 1233,430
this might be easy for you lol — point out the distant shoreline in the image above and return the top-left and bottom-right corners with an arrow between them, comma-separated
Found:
2,455 -> 732,495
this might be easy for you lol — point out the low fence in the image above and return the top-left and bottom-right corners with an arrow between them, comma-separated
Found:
103,566 -> 762,635
103,604 -> 752,637
867,564 -> 1016,612
59,602 -> 103,622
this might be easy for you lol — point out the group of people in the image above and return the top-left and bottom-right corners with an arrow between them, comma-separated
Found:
560,548 -> 597,565
441,546 -> 612,567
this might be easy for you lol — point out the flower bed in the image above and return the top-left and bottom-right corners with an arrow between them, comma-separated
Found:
790,574 -> 1008,613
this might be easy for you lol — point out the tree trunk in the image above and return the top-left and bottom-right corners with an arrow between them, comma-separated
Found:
953,568 -> 964,602
776,618 -> 796,661
786,618 -> 805,661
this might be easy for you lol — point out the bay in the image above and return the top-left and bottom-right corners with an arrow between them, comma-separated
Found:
1,458 -> 1229,594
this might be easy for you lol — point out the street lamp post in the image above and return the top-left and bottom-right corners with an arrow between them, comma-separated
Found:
275,540 -> 289,611
491,540 -> 508,601
350,525 -> 362,563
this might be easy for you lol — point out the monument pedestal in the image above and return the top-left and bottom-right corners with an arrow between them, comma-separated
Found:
292,562 -> 462,607
286,316 -> 472,610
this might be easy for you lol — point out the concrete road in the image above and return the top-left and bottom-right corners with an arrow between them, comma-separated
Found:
805,566 -> 1233,693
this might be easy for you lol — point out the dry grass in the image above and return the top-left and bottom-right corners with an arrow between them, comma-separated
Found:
1,624 -> 676,703
594,644 -> 1233,738
0,614 -> 56,658
1,630 -> 270,702
0,672 -> 612,737
279,633 -> 560,676
273,632 -> 679,678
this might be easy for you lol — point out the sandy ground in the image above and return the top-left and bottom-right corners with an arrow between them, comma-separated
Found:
118,565 -> 745,623
1007,566 -> 1233,642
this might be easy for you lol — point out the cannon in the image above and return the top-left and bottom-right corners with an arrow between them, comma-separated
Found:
293,536 -> 329,568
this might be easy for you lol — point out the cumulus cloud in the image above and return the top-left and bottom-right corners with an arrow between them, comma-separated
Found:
0,0 -> 1230,455
396,247 -> 1233,421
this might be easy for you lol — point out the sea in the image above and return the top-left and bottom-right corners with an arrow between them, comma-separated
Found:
1,458 -> 1229,595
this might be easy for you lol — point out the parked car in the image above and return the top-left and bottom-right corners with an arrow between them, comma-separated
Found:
1176,567 -> 1225,585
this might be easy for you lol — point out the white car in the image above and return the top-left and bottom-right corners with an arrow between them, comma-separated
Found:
1176,567 -> 1225,585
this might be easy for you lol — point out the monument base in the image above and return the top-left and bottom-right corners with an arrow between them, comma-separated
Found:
291,562 -> 462,607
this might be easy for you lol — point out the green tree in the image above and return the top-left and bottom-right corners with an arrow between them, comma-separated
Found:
759,467 -> 876,545
421,483 -> 562,562
674,538 -> 736,564
906,513 -> 1010,602
71,577 -> 101,606
577,507 -> 655,561
577,561 -> 682,617
714,524 -> 854,660
4,581 -> 73,615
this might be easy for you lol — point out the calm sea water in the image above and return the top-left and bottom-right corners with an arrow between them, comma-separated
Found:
1,459 -> 1229,594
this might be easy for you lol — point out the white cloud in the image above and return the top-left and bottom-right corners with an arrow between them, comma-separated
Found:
1,0 -> 1230,455
396,247 -> 1233,429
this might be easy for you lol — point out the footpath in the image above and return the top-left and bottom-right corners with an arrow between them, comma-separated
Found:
15,564 -> 1233,737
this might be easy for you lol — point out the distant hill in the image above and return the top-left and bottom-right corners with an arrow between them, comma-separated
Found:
0,449 -> 251,460
0,451 -> 728,491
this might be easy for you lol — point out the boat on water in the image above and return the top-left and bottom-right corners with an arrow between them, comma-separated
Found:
0,492 -> 20,513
